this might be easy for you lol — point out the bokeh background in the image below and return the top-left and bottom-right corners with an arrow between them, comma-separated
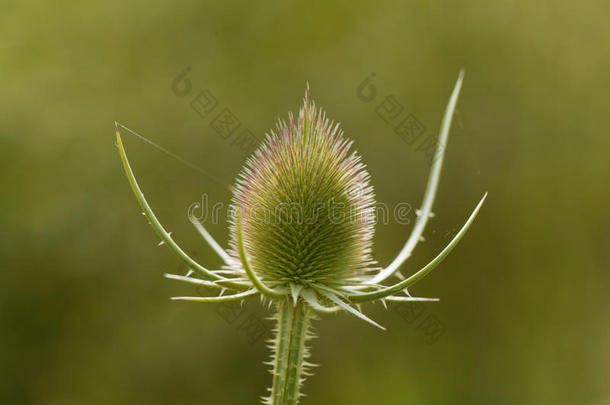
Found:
2,1 -> 609,404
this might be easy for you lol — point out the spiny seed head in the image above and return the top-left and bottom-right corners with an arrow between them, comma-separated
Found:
228,88 -> 377,290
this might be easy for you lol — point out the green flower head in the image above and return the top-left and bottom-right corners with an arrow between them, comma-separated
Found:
229,88 -> 376,292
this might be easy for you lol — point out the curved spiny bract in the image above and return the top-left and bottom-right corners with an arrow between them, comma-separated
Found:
229,89 -> 377,292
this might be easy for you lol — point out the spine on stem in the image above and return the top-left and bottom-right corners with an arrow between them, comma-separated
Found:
265,298 -> 315,405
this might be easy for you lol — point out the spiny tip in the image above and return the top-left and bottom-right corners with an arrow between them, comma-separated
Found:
303,83 -> 310,107
114,121 -> 122,144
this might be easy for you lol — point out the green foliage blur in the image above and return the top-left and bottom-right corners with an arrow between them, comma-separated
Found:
1,1 -> 609,404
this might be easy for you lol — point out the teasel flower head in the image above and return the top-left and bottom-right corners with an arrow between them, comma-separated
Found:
115,72 -> 487,404
228,87 -> 377,295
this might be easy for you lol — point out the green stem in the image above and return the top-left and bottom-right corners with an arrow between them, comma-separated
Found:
268,298 -> 313,405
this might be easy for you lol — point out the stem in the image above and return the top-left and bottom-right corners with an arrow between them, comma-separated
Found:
267,298 -> 313,405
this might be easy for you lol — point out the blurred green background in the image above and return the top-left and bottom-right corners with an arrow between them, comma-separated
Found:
2,1 -> 609,404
